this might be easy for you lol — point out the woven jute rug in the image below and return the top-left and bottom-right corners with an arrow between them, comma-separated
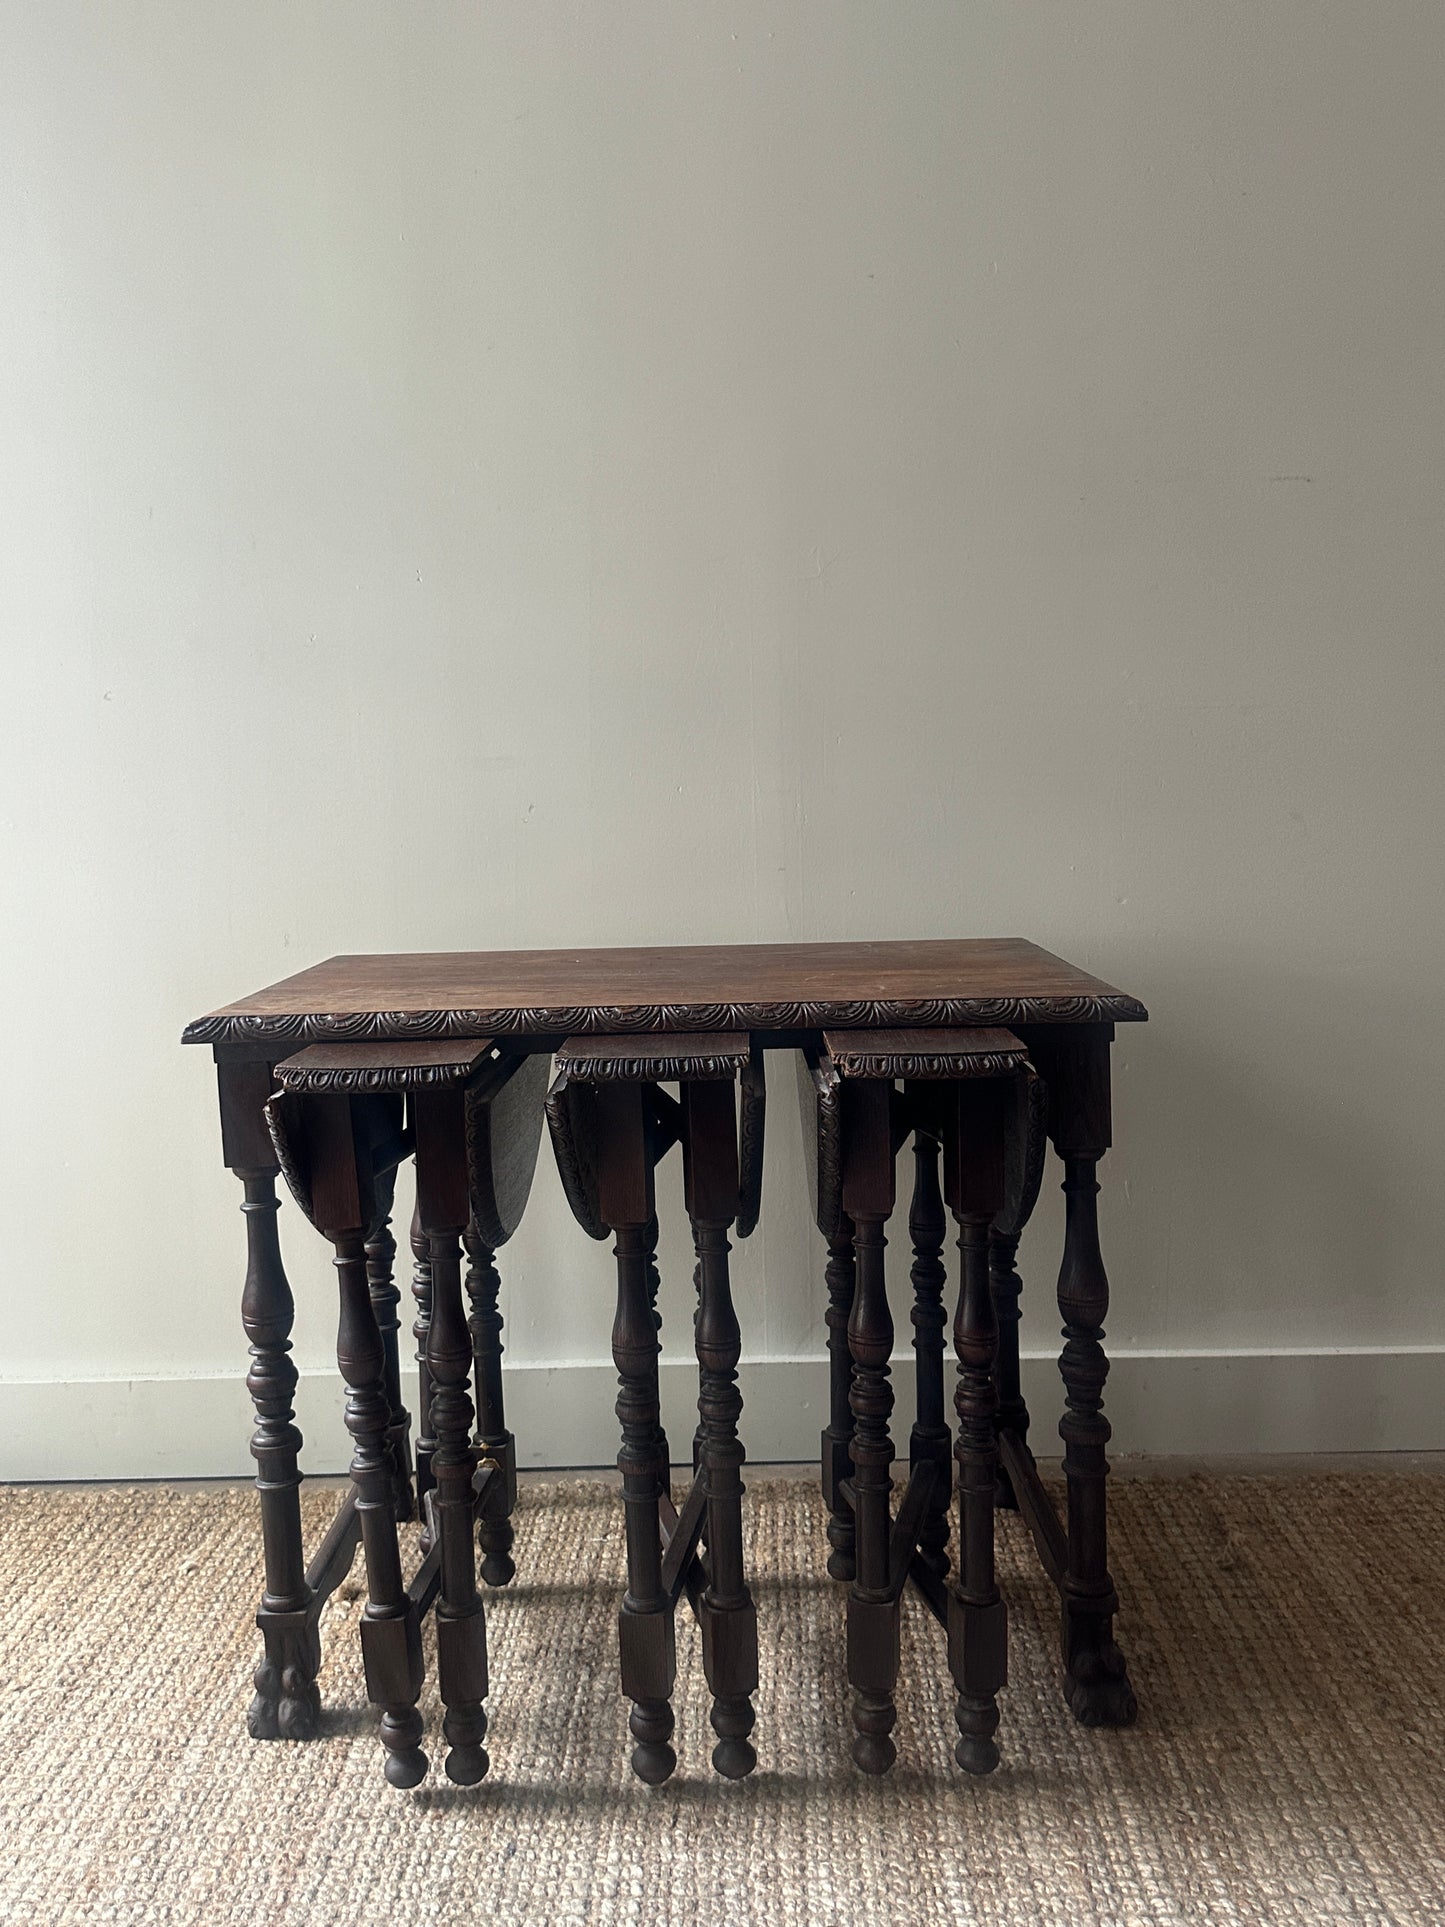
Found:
1,1471 -> 1443,1926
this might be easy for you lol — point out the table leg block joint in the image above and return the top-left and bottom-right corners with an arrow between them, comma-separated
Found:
618,1605 -> 678,1785
359,1609 -> 428,1787
947,1593 -> 1007,1775
846,1594 -> 901,1775
699,1598 -> 759,1779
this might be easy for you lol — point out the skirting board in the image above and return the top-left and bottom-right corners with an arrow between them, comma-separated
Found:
2,1348 -> 1444,1482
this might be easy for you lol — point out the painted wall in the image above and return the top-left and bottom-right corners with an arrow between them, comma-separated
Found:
3,3 -> 1443,1474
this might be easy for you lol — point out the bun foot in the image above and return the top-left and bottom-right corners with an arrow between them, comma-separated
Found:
381,1708 -> 429,1788
629,1700 -> 676,1784
631,1741 -> 677,1785
711,1696 -> 757,1778
480,1550 -> 516,1588
851,1732 -> 896,1775
713,1736 -> 756,1779
826,1548 -> 857,1582
383,1748 -> 429,1790
443,1705 -> 490,1784
954,1694 -> 1001,1776
955,1734 -> 1000,1775
444,1744 -> 490,1785
851,1691 -> 897,1775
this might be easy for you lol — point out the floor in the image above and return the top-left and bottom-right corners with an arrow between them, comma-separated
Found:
1,1463 -> 1442,1925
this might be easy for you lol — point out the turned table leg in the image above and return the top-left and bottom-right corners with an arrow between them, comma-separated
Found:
821,1224 -> 857,1582
693,1221 -> 758,1777
336,1230 -> 428,1788
908,1130 -> 952,1581
463,1226 -> 517,1587
847,1210 -> 899,1775
1035,1026 -> 1137,1727
1056,1154 -> 1135,1726
680,1069 -> 760,1780
409,1202 -> 437,1539
613,1220 -> 677,1784
365,1214 -> 414,1524
237,1165 -> 320,1742
950,1211 -> 1006,1774
989,1230 -> 1029,1508
416,1088 -> 491,1786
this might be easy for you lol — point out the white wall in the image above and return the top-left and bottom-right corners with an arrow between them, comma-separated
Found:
3,3 -> 1444,1476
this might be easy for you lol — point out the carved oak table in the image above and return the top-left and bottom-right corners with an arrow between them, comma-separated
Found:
183,938 -> 1147,1763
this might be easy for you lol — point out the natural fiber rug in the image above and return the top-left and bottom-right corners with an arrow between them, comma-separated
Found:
1,1471 -> 1443,1926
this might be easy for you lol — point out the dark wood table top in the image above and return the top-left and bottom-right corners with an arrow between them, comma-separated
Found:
184,938 -> 1146,1047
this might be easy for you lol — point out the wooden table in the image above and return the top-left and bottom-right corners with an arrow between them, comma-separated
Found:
185,938 -> 1147,1747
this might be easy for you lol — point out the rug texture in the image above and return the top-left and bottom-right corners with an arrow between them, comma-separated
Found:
1,1471 -> 1442,1926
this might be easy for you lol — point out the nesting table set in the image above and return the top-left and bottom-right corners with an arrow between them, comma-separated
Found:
184,939 -> 1147,1788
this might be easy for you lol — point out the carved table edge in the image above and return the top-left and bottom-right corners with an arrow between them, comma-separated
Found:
183,991 -> 1148,1047
824,1046 -> 1030,1081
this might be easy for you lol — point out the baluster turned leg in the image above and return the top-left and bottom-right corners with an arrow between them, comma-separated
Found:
950,1213 -> 1006,1774
643,1212 -> 674,1480
614,1222 -> 677,1784
847,1216 -> 898,1775
365,1215 -> 414,1523
428,1229 -> 491,1783
463,1227 -> 517,1587
821,1224 -> 857,1581
335,1233 -> 427,1788
238,1168 -> 320,1742
409,1201 -> 436,1535
693,1222 -> 758,1779
1057,1155 -> 1136,1726
690,1254 -> 705,1476
909,1132 -> 952,1580
989,1231 -> 1029,1508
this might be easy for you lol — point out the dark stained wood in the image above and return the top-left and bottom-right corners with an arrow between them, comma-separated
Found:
555,1032 -> 751,1081
1029,1029 -> 1137,1728
943,1078 -> 1010,1777
463,1226 -> 516,1588
613,1208 -> 678,1786
220,1055 -> 385,1747
839,1077 -> 900,1776
683,1076 -> 759,1779
734,1049 -> 767,1239
184,938 -> 1147,1045
364,1216 -> 415,1524
820,1223 -> 857,1582
805,1029 -> 1037,1778
546,1039 -> 762,1783
999,1430 -> 1067,1589
275,1038 -> 496,1091
796,1050 -> 846,1240
409,1200 -> 437,1532
991,1067 -> 1048,1506
822,1028 -> 1029,1080
906,1131 -> 952,1583
289,1093 -> 427,1790
466,1050 -> 550,1249
235,1159 -> 319,1743
414,1084 -> 491,1786
197,941 -> 1144,1779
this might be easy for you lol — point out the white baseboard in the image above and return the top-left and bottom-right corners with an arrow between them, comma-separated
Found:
3,1348 -> 1444,1482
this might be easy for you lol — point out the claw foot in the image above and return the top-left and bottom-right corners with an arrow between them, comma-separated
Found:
1065,1641 -> 1137,1727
